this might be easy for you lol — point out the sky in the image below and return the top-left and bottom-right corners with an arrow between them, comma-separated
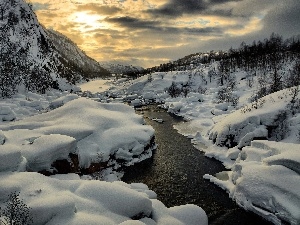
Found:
31,0 -> 300,68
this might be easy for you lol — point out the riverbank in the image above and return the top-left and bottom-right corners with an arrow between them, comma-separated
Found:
123,105 -> 273,225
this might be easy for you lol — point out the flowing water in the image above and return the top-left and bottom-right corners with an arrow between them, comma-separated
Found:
122,105 -> 272,225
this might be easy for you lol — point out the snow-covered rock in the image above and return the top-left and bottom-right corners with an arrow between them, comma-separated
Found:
205,140 -> 300,225
209,89 -> 299,148
0,172 -> 208,225
0,98 -> 155,173
0,106 -> 16,121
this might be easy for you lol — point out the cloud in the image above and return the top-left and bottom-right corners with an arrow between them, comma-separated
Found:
32,2 -> 50,11
146,0 -> 242,18
105,16 -> 161,29
32,0 -> 300,68
261,0 -> 300,38
105,16 -> 223,36
147,0 -> 206,17
76,3 -> 122,15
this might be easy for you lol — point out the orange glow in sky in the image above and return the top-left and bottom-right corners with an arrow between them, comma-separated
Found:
31,0 -> 299,67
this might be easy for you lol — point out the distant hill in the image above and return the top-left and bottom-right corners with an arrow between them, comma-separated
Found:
99,62 -> 144,76
144,33 -> 300,74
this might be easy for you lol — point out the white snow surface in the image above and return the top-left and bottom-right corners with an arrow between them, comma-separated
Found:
205,140 -> 300,225
0,88 -> 208,224
0,97 -> 155,171
1,60 -> 300,225
104,65 -> 300,225
209,88 -> 298,148
78,79 -> 112,94
0,172 -> 207,225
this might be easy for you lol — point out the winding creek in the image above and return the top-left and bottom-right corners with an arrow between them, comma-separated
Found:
122,105 -> 272,225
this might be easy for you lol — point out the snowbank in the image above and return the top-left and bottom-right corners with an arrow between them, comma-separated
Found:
0,98 -> 155,173
204,140 -> 300,225
49,94 -> 79,109
209,89 -> 299,148
0,172 -> 208,225
0,90 -> 75,123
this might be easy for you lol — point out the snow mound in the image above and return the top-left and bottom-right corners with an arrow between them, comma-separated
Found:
209,89 -> 299,148
22,134 -> 77,171
0,105 -> 16,121
205,140 -> 300,225
0,98 -> 155,172
0,172 -> 208,225
49,94 -> 79,109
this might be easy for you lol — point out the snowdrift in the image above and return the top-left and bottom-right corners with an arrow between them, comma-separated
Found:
0,172 -> 208,225
205,140 -> 300,225
209,88 -> 299,148
0,98 -> 155,173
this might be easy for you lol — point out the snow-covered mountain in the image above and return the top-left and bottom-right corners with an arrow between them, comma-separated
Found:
46,29 -> 110,79
0,0 -> 56,96
99,62 -> 144,76
0,0 -> 110,97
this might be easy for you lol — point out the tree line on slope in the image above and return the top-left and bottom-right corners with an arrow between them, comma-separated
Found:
218,33 -> 300,98
143,33 -> 300,75
144,33 -> 300,101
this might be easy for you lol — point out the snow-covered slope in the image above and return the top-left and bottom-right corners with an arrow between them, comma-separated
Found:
0,0 -> 50,66
0,0 -> 57,96
209,88 -> 300,148
46,29 -> 110,79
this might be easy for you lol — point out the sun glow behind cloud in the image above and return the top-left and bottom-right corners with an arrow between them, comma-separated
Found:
70,12 -> 110,32
32,0 -> 300,67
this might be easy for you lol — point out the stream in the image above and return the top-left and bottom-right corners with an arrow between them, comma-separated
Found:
122,105 -> 272,225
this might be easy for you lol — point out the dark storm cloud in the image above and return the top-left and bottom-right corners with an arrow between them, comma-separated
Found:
147,0 -> 242,17
210,0 -> 240,3
77,3 -> 122,15
105,16 -> 223,35
104,16 -> 161,29
261,0 -> 300,37
182,27 -> 223,35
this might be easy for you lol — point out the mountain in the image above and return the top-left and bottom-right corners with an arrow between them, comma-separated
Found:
46,29 -> 110,80
0,0 -> 56,97
99,62 -> 144,76
0,0 -> 110,97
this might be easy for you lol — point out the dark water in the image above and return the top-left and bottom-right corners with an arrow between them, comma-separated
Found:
122,105 -> 272,225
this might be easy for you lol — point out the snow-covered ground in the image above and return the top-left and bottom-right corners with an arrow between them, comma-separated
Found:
103,65 -> 300,225
0,172 -> 207,225
0,97 -> 155,173
0,86 -> 208,224
1,61 -> 299,224
78,79 -> 112,94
